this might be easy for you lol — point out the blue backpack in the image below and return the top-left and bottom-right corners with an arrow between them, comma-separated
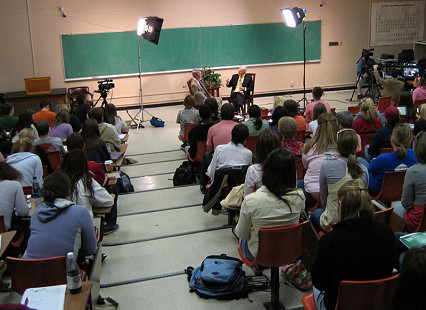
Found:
187,254 -> 249,300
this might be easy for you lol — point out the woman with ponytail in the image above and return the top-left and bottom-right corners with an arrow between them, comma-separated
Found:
368,124 -> 417,196
310,129 -> 368,232
235,149 -> 304,269
311,179 -> 397,310
352,99 -> 383,134
242,105 -> 269,135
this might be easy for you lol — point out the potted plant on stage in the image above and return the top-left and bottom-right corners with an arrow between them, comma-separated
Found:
201,66 -> 222,97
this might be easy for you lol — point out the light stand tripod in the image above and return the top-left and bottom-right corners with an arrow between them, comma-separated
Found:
297,21 -> 308,110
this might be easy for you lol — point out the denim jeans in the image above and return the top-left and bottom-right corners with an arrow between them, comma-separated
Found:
297,180 -> 318,210
310,209 -> 325,233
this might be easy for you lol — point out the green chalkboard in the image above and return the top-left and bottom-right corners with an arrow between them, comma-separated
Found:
61,21 -> 321,80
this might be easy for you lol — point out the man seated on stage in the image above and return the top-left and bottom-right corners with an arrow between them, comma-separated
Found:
226,65 -> 254,113
33,101 -> 56,126
34,120 -> 66,154
373,65 -> 404,105
190,69 -> 223,107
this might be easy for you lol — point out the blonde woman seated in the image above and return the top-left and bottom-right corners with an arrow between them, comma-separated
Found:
299,114 -> 339,209
352,100 -> 383,134
278,116 -> 304,157
235,148 -> 305,273
244,129 -> 281,197
311,179 -> 397,310
310,130 -> 368,232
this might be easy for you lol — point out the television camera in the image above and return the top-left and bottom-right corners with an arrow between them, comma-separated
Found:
94,79 -> 115,107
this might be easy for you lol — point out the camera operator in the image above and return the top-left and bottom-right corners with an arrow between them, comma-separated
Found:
356,51 -> 375,100
373,65 -> 404,105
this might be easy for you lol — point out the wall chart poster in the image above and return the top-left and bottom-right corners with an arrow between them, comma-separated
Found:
371,1 -> 425,46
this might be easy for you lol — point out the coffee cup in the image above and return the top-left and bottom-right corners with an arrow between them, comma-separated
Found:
104,160 -> 113,172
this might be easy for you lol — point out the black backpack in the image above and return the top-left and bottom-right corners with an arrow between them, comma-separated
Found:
173,161 -> 195,186
117,171 -> 134,193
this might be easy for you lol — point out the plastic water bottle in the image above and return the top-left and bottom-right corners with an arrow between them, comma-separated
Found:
32,176 -> 41,201
66,252 -> 82,294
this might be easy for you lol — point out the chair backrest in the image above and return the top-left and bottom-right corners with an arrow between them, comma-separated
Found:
295,157 -> 306,181
373,207 -> 394,225
330,108 -> 336,115
38,143 -> 56,152
413,202 -> 426,232
244,135 -> 258,156
42,165 -> 49,179
22,186 -> 32,196
183,123 -> 198,142
359,133 -> 374,157
47,151 -> 61,171
246,73 -> 256,104
0,214 -> 7,233
380,148 -> 394,154
373,170 -> 406,202
295,130 -> 305,143
377,96 -> 392,112
193,140 -> 207,163
187,79 -> 194,96
414,98 -> 426,108
348,106 -> 361,116
67,86 -> 93,107
256,221 -> 310,267
6,256 -> 67,294
335,274 -> 399,310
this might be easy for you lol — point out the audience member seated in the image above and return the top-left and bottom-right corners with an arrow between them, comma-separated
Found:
414,104 -> 426,136
365,106 -> 400,160
10,110 -> 39,143
311,179 -> 398,310
269,106 -> 287,139
299,114 -> 338,209
81,119 -> 111,163
284,99 -> 305,131
364,124 -> 417,196
391,246 -> 426,310
242,105 -> 269,135
308,102 -> 328,135
412,76 -> 426,103
336,111 -> 362,153
34,120 -> 66,154
206,103 -> 236,153
89,108 -> 121,151
50,110 -> 73,140
73,94 -> 92,125
23,172 -> 97,259
0,162 -> 29,230
244,129 -> 281,197
226,65 -> 254,114
311,130 -> 368,232
0,103 -> 18,130
0,125 -> 12,155
353,97 -> 383,123
61,149 -> 115,225
392,131 -> 426,232
176,95 -> 200,140
397,91 -> 416,121
352,101 -> 383,134
235,148 -> 305,272
186,105 -> 213,159
18,128 -> 53,174
305,87 -> 331,124
373,65 -> 404,104
55,103 -> 81,133
104,104 -> 129,134
66,134 -> 107,187
206,124 -> 252,182
278,116 -> 304,157
32,101 -> 56,126
204,98 -> 221,124
6,138 -> 43,187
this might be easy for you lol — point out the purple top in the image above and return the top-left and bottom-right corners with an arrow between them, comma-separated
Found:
50,123 -> 73,139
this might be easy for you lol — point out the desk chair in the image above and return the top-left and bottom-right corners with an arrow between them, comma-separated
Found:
68,86 -> 93,109
187,79 -> 194,95
348,106 -> 361,116
189,141 -> 207,164
178,123 -> 198,144
359,133 -> 374,158
414,98 -> 426,108
244,135 -> 258,156
376,96 -> 392,113
411,202 -> 426,233
243,73 -> 256,115
239,221 -> 310,310
6,256 -> 67,294
295,130 -> 305,143
380,148 -> 394,154
372,207 -> 394,225
38,143 -> 62,171
301,274 -> 399,310
371,170 -> 406,203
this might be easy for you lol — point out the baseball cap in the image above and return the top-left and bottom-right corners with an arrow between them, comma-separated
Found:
384,106 -> 399,120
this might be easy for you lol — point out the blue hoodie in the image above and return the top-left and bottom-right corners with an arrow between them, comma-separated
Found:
23,198 -> 97,259
6,152 -> 43,187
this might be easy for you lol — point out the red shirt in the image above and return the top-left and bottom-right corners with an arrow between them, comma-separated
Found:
352,117 -> 383,134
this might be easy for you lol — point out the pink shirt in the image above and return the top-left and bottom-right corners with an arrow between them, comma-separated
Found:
206,120 -> 237,151
302,147 -> 327,193
304,100 -> 331,124
413,87 -> 426,103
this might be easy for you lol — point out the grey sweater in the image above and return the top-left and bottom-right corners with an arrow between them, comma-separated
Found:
401,163 -> 426,210
0,180 -> 29,230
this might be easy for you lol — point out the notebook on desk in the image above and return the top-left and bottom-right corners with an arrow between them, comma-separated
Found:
399,232 -> 426,249
110,152 -> 124,162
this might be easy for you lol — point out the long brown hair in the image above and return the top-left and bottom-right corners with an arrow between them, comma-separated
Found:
337,130 -> 363,179
391,124 -> 413,160
303,114 -> 338,155
360,101 -> 377,122
337,179 -> 373,221
81,119 -> 105,149
0,162 -> 22,181
52,110 -> 70,127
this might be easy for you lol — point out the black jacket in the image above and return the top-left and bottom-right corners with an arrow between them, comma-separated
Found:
227,74 -> 254,101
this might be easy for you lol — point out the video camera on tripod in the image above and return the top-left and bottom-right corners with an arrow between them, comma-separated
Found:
94,79 -> 115,107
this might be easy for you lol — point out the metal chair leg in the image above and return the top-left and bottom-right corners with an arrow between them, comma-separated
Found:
264,267 -> 285,310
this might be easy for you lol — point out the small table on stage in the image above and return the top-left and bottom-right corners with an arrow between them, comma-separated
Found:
207,86 -> 220,97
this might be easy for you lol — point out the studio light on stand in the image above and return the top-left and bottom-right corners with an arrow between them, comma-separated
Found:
281,7 -> 308,110
132,16 -> 163,133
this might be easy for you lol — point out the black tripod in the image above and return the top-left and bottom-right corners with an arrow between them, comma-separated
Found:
93,90 -> 109,108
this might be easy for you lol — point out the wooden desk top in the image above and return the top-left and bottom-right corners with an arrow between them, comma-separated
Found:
0,231 -> 17,258
121,133 -> 129,143
64,281 -> 92,310
113,144 -> 128,167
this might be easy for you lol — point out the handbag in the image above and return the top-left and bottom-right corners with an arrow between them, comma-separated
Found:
281,259 -> 313,291
220,184 -> 245,209
150,116 -> 165,127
